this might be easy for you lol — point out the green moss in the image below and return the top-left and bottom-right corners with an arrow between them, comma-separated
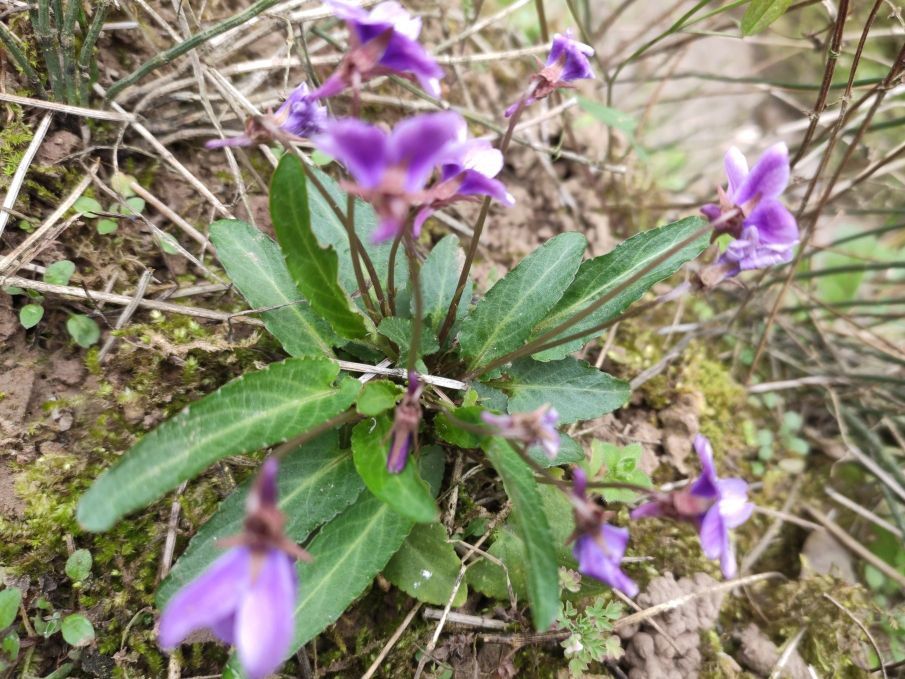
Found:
678,351 -> 747,455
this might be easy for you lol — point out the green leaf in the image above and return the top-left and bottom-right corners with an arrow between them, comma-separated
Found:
66,314 -> 100,347
468,485 -> 576,601
111,172 -> 137,197
578,98 -> 637,134
77,357 -> 360,532
0,589 -> 21,629
377,317 -> 440,363
305,168 -> 406,295
458,232 -> 586,371
384,523 -> 466,606
210,220 -> 338,358
124,196 -> 145,215
270,155 -> 368,339
528,217 -> 709,360
529,433 -> 584,467
2,631 -> 19,660
590,441 -> 652,503
434,406 -> 487,449
741,0 -> 794,35
96,219 -> 118,235
157,232 -> 180,254
288,450 -> 444,651
505,358 -> 630,424
43,260 -> 75,286
64,549 -> 92,582
356,380 -> 404,416
482,438 -> 560,630
351,417 -> 438,523
158,433 -> 364,605
418,234 -> 472,332
60,614 -> 94,647
73,196 -> 102,218
18,304 -> 43,329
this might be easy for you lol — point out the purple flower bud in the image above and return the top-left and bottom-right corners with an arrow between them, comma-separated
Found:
701,143 -> 799,279
631,435 -> 754,578
481,404 -> 560,459
570,468 -> 638,596
158,460 -> 310,679
505,30 -> 595,117
313,112 -> 465,242
315,0 -> 444,98
387,372 -> 423,473
205,82 -> 325,149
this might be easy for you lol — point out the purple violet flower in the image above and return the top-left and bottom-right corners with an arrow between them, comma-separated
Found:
505,30 -> 595,117
159,459 -> 310,679
313,112 -> 465,242
314,0 -> 444,99
701,143 -> 799,277
387,372 -> 423,473
205,82 -> 326,149
481,404 -> 560,460
414,139 -> 515,232
631,435 -> 754,578
570,468 -> 638,596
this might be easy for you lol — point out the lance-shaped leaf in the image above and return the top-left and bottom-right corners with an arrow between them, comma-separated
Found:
528,217 -> 709,361
306,167 -> 407,293
352,416 -> 438,523
77,357 -> 360,532
156,433 -> 364,605
271,155 -> 368,339
483,438 -> 559,631
458,232 -> 586,371
468,484 -> 575,601
505,357 -> 629,424
418,234 -> 472,332
741,0 -> 794,35
210,219 -> 338,357
384,522 -> 467,606
288,449 -> 444,651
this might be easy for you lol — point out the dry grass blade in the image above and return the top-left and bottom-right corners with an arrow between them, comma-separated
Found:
0,164 -> 97,277
0,111 -> 52,238
0,275 -> 263,325
804,504 -> 905,589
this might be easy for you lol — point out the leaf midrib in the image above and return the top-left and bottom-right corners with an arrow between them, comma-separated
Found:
91,379 -> 346,516
292,502 -> 397,621
240,235 -> 335,357
536,228 -> 689,333
465,242 -> 582,369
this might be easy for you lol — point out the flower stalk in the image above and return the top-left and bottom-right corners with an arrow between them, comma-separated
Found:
437,91 -> 533,346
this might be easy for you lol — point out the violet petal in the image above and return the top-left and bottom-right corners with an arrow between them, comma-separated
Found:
390,112 -> 465,192
717,478 -> 754,528
698,504 -> 725,561
723,146 -> 749,196
158,547 -> 250,650
733,142 -> 789,205
314,119 -> 389,189
456,170 -> 515,205
744,198 -> 798,246
690,434 -> 720,499
235,550 -> 297,679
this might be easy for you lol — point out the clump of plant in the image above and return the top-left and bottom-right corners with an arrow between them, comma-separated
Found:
72,2 -> 801,677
